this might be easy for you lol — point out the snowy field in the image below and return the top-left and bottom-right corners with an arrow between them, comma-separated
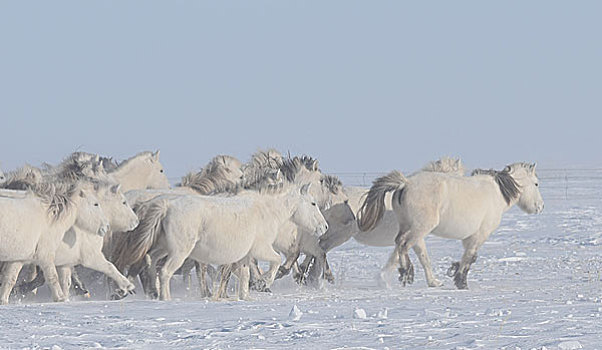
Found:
1,169 -> 601,349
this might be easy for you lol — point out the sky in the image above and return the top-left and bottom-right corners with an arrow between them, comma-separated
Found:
0,1 -> 600,179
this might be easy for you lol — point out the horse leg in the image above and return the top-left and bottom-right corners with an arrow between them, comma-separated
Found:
70,268 -> 89,297
276,247 -> 301,280
237,261 -> 251,301
38,260 -> 66,302
158,254 -> 188,301
450,233 -> 487,289
13,268 -> 46,297
394,230 -> 415,287
323,256 -> 335,284
253,246 -> 282,292
215,264 -> 234,300
23,264 -> 39,296
178,259 -> 195,293
413,238 -> 442,287
395,224 -> 436,287
295,255 -> 313,285
194,262 -> 211,298
83,251 -> 136,298
249,258 -> 266,291
57,266 -> 72,300
0,262 -> 24,304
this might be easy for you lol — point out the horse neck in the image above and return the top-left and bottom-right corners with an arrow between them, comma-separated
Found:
46,203 -> 79,238
252,191 -> 296,226
110,159 -> 148,191
482,176 -> 520,213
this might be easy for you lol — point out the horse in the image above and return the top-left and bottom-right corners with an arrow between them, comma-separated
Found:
291,157 -> 465,286
0,180 -> 110,304
105,151 -> 170,192
357,162 -> 543,289
13,181 -> 139,300
317,157 -> 466,285
113,154 -> 247,298
113,182 -> 328,301
4,153 -> 134,298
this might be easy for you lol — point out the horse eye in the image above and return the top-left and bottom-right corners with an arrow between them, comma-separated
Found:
311,202 -> 316,206
94,203 -> 99,207
160,169 -> 164,173
123,201 -> 127,205
535,183 -> 539,187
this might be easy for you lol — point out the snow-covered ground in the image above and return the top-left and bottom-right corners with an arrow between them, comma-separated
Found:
1,169 -> 601,349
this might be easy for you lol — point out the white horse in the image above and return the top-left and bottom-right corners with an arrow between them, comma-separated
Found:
317,157 -> 466,284
296,158 -> 465,286
115,154 -> 247,298
357,162 -> 544,289
114,182 -> 328,301
272,173 -> 350,285
15,182 -> 140,299
105,151 -> 170,192
0,182 -> 109,304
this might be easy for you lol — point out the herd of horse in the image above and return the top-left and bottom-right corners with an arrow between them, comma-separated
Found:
0,150 -> 544,304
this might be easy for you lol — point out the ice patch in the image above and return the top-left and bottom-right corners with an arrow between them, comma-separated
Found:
558,341 -> 582,350
353,308 -> 367,319
289,305 -> 303,321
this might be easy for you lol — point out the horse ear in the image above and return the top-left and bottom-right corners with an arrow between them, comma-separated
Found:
153,150 -> 161,161
531,162 -> 537,173
311,160 -> 319,172
79,189 -> 87,198
111,184 -> 121,194
300,183 -> 311,195
503,165 -> 513,174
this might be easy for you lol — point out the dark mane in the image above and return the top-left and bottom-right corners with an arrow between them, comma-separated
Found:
321,174 -> 343,194
471,168 -> 521,204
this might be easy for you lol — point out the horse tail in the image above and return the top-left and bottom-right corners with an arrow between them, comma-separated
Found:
357,170 -> 408,232
113,198 -> 169,272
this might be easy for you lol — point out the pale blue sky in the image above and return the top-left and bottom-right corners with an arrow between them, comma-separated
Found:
1,1 -> 600,177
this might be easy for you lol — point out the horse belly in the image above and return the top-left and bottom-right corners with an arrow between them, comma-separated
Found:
431,211 -> 484,240
189,234 -> 254,265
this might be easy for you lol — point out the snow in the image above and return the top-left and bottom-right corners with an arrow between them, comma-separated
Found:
1,169 -> 601,349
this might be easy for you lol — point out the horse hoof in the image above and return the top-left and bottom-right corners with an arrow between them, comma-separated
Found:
447,262 -> 460,277
454,275 -> 469,290
428,279 -> 443,287
275,267 -> 289,280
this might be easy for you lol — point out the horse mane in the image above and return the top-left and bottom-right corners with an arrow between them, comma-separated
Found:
112,151 -> 155,171
471,167 -> 521,205
242,149 -> 283,188
45,152 -> 107,183
321,174 -> 343,194
280,155 -> 319,183
3,168 -> 79,221
422,157 -> 465,175
180,155 -> 243,195
100,157 -> 119,172
1,165 -> 45,190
